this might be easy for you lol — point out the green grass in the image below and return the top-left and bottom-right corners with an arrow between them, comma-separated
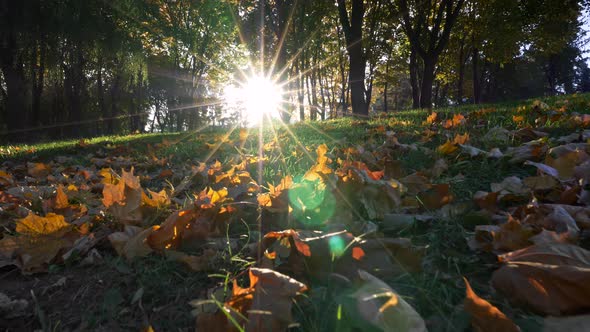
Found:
2,93 -> 589,331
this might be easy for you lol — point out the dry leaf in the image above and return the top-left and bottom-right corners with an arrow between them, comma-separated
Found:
246,268 -> 308,331
463,277 -> 519,332
493,243 -> 590,315
108,226 -> 158,260
348,270 -> 426,332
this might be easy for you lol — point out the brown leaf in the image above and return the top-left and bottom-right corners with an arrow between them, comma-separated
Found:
417,183 -> 453,210
492,243 -> 590,315
545,144 -> 589,180
108,226 -> 158,260
463,277 -> 519,332
146,209 -> 209,251
102,168 -> 143,224
246,268 -> 307,332
165,249 -> 215,271
0,212 -> 77,273
27,162 -> 51,179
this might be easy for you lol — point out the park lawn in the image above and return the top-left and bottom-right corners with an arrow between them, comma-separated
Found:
0,93 -> 589,331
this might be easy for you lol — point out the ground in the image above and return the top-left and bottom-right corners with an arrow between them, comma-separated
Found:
0,94 -> 589,331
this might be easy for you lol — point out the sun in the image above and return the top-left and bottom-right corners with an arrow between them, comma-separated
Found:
223,75 -> 284,125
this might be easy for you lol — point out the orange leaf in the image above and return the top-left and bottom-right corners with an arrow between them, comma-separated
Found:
513,115 -> 525,123
463,277 -> 519,332
54,185 -> 69,209
426,112 -> 437,124
453,133 -> 470,145
453,114 -> 466,126
352,246 -> 365,260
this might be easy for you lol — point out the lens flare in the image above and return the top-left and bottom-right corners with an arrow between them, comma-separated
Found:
223,74 -> 283,125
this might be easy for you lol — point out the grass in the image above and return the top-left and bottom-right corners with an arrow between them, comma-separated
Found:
1,92 -> 589,331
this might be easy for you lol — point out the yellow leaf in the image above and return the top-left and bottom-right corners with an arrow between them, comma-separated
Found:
99,168 -> 116,184
16,213 -> 71,237
142,189 -> 170,208
437,140 -> 458,155
239,128 -> 249,142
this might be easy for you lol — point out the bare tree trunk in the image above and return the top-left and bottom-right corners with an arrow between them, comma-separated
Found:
457,38 -> 465,104
0,2 -> 28,133
409,47 -> 420,109
337,0 -> 367,117
420,57 -> 436,109
472,47 -> 481,104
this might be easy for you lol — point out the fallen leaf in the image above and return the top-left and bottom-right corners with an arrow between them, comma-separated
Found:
346,270 -> 426,332
0,212 -> 77,273
437,140 -> 458,155
27,162 -> 51,179
108,225 -> 158,260
463,277 -> 519,332
246,268 -> 308,331
492,243 -> 590,315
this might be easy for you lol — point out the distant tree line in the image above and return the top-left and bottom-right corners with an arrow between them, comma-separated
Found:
0,0 -> 588,140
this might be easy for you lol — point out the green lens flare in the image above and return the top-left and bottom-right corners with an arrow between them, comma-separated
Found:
288,180 -> 336,226
329,235 -> 345,257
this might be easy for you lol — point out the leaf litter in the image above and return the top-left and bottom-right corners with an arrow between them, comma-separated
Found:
0,98 -> 589,330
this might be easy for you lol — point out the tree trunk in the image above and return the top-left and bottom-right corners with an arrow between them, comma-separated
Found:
31,36 -> 45,127
337,0 -> 367,117
420,58 -> 436,109
457,40 -> 465,104
0,2 -> 28,133
409,47 -> 420,109
97,65 -> 106,135
472,47 -> 481,104
297,57 -> 305,121
383,62 -> 389,112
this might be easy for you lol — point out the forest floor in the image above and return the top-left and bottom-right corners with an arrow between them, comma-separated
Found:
1,94 -> 590,331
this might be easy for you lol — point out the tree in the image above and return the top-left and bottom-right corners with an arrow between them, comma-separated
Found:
396,0 -> 465,108
337,0 -> 368,116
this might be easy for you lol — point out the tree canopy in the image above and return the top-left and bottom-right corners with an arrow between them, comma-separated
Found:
0,0 -> 588,140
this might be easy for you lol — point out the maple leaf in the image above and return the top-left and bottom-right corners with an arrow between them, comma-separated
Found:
141,189 -> 170,208
246,268 -> 308,331
0,212 -> 78,273
147,209 -> 212,251
463,277 -> 519,332
453,133 -> 470,145
197,268 -> 307,332
304,144 -> 333,182
102,168 -> 142,224
425,111 -> 437,125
